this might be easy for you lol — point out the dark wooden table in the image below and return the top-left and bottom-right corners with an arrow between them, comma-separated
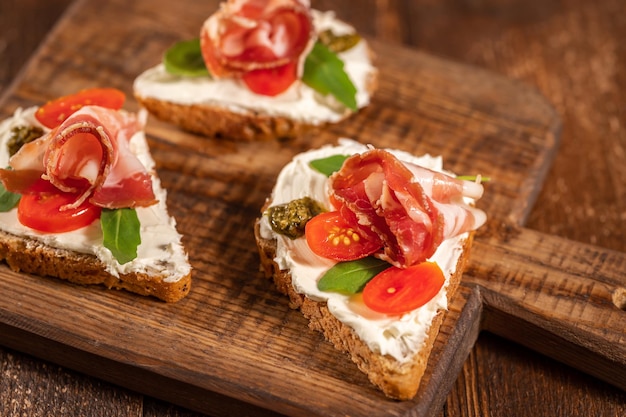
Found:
1,0 -> 624,416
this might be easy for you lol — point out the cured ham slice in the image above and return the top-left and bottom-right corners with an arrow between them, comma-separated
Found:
200,0 -> 313,77
0,106 -> 156,209
330,149 -> 486,267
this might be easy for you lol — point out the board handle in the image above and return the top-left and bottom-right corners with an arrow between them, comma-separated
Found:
464,223 -> 626,391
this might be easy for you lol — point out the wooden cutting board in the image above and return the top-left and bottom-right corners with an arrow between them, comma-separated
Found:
0,0 -> 623,416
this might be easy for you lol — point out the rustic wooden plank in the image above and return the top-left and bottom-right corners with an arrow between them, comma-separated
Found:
0,264 -> 480,417
3,1 -> 626,417
0,346 -> 144,417
14,0 -> 626,416
0,0 -> 71,92
0,321 -> 283,417
465,225 -> 626,390
0,0 -> 147,416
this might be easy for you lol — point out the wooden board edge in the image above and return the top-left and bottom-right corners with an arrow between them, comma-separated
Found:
0,320 -> 292,417
466,227 -> 626,392
409,284 -> 484,417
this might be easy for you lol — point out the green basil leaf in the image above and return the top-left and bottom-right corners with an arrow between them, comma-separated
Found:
309,154 -> 350,177
101,208 -> 141,265
318,257 -> 391,294
303,42 -> 358,111
0,182 -> 20,212
163,38 -> 211,77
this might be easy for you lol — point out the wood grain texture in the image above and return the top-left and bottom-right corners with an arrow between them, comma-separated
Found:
0,0 -> 625,416
0,1 -> 146,416
468,225 -> 625,387
0,0 -> 561,414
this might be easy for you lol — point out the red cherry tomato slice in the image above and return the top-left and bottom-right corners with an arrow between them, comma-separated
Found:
35,88 -> 126,129
17,179 -> 102,233
241,61 -> 298,96
305,211 -> 382,261
362,262 -> 445,315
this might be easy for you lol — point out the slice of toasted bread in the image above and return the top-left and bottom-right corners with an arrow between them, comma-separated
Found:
0,106 -> 191,303
133,9 -> 378,141
255,208 -> 473,399
253,139 -> 484,399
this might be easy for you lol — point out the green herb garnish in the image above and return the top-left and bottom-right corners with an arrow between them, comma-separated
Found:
456,175 -> 491,183
101,208 -> 141,264
317,257 -> 391,294
309,154 -> 350,177
302,41 -> 358,111
0,182 -> 20,212
163,39 -> 211,77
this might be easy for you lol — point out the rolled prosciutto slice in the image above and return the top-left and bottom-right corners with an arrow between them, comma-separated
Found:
1,106 -> 156,209
200,0 -> 313,77
330,149 -> 486,267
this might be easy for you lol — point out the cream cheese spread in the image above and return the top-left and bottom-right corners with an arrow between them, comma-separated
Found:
259,139 -> 473,363
0,107 -> 190,282
133,10 -> 377,125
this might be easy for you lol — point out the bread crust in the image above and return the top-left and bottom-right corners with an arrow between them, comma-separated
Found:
254,209 -> 473,400
135,95 -> 323,141
0,229 -> 191,303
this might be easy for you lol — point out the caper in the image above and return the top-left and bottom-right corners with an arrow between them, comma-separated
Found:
7,125 -> 43,156
267,197 -> 326,239
318,29 -> 361,53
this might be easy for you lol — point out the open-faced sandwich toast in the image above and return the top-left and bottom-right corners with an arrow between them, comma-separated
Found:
134,0 -> 377,141
0,88 -> 191,302
255,139 -> 487,399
